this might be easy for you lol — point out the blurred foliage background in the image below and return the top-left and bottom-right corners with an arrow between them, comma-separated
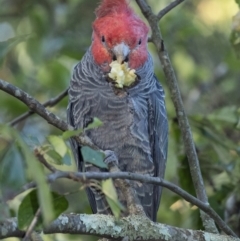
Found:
0,0 -> 240,240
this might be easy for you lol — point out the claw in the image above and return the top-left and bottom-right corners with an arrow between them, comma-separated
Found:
103,150 -> 118,168
83,116 -> 93,128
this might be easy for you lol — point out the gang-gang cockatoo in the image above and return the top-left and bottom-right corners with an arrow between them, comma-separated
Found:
67,0 -> 168,222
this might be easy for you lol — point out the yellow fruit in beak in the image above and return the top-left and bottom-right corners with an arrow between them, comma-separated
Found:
108,61 -> 137,88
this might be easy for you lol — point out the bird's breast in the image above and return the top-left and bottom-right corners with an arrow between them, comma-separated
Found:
86,89 -> 133,151
81,86 -> 153,173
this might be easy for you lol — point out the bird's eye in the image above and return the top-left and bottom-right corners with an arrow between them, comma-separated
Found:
138,39 -> 142,45
101,36 -> 105,43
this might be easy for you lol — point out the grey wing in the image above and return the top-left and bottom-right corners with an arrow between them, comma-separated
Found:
67,61 -> 98,214
67,101 -> 98,214
148,76 -> 168,221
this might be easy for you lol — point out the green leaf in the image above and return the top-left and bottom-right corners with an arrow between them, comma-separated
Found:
63,150 -> 72,166
237,120 -> 240,129
18,189 -> 68,230
203,125 -> 237,150
18,189 -> 42,230
212,143 -> 234,167
0,144 -> 26,191
19,145 -> 54,225
62,118 -> 102,139
37,59 -> 69,89
81,146 -> 107,169
235,0 -> 240,7
22,134 -> 40,148
44,149 -> 63,165
48,135 -> 67,157
102,179 -> 125,218
39,144 -> 51,152
0,125 -> 54,225
62,128 -> 83,140
51,192 -> 69,219
237,108 -> 240,130
177,155 -> 196,196
84,117 -> 103,130
231,11 -> 240,57
207,106 -> 239,127
0,35 -> 29,60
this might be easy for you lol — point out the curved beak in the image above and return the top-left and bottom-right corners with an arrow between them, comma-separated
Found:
112,42 -> 130,64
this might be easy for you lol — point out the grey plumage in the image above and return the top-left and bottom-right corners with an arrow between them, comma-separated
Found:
67,49 -> 168,221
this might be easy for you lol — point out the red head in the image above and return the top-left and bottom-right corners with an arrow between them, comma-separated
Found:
91,0 -> 149,72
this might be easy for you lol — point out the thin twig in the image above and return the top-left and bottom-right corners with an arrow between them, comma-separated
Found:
23,208 -> 41,241
34,148 -> 57,173
37,146 -> 145,216
135,0 -> 218,233
157,0 -> 185,20
9,88 -> 68,126
21,170 -> 237,237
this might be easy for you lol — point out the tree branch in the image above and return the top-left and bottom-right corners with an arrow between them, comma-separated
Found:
0,79 -> 69,132
23,209 -> 42,241
107,158 -> 146,217
0,217 -> 25,239
0,70 -> 228,235
34,147 -> 57,173
1,214 -> 239,241
157,0 -> 185,20
0,79 -> 98,150
9,88 -> 68,126
0,75 -> 236,236
0,78 -> 145,219
21,170 -> 237,237
135,0 -> 218,233
37,146 -> 145,217
1,80 -> 145,219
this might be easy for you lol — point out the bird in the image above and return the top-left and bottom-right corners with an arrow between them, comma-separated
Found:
67,0 -> 168,222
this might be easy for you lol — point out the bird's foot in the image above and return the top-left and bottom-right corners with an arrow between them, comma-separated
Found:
103,150 -> 119,169
83,116 -> 93,128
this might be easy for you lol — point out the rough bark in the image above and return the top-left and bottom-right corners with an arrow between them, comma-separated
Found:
1,214 -> 239,241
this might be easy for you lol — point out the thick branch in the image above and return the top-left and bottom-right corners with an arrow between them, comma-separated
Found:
157,0 -> 185,20
0,79 -> 69,132
0,218 -> 25,239
22,170 -> 236,237
0,79 -> 98,150
135,0 -> 218,233
9,88 -> 68,126
1,214 -> 239,241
